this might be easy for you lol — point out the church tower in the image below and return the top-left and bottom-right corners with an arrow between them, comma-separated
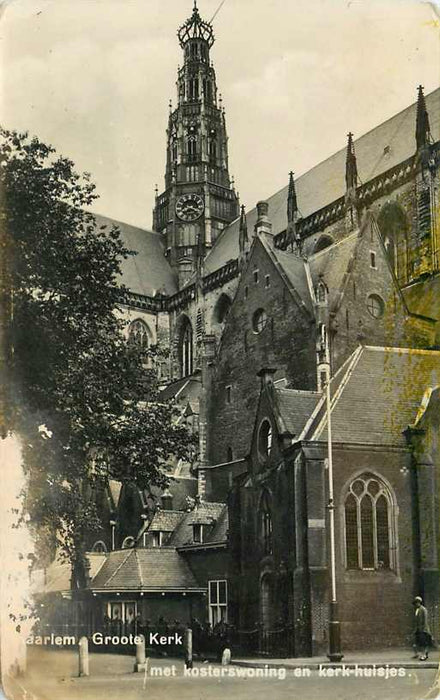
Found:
153,2 -> 239,289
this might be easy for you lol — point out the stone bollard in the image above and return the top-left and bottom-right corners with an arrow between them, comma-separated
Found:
134,635 -> 147,672
221,648 -> 231,666
78,636 -> 89,677
184,628 -> 193,669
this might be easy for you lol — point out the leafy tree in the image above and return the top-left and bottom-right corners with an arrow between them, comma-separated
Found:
0,128 -> 195,577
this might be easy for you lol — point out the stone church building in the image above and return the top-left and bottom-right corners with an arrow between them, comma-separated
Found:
36,3 -> 440,656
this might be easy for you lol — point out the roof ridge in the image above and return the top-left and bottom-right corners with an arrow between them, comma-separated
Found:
92,210 -> 158,236
364,345 -> 440,356
277,388 -> 320,396
103,549 -> 132,587
308,231 -> 359,261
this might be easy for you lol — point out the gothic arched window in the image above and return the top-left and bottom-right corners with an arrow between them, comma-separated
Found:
213,294 -> 232,325
259,491 -> 273,556
128,319 -> 150,352
344,473 -> 395,571
179,318 -> 194,378
187,135 -> 197,162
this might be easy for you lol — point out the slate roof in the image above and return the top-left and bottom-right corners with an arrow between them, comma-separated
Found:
403,275 -> 440,343
147,510 -> 185,532
93,213 -> 177,297
91,548 -> 202,591
263,236 -> 314,314
307,232 -> 359,308
159,375 -> 201,414
275,388 -> 321,437
204,88 -> 440,275
169,502 -> 227,547
309,346 -> 440,446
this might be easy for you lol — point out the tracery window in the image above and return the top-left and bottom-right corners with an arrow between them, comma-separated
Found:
128,319 -> 150,352
344,473 -> 395,570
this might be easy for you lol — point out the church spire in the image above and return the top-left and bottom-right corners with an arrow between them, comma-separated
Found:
345,132 -> 358,191
286,171 -> 301,253
415,85 -> 431,151
153,3 -> 239,288
239,205 -> 249,266
345,133 -> 359,231
287,170 -> 298,224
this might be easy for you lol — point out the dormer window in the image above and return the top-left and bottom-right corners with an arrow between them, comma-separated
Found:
193,524 -> 203,543
151,532 -> 163,548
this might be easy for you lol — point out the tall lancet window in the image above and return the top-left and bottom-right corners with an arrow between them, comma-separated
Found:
344,473 -> 396,571
187,135 -> 197,163
180,319 -> 194,377
259,491 -> 273,556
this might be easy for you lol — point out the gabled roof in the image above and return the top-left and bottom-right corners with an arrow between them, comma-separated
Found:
307,232 -> 359,308
93,213 -> 177,297
147,510 -> 185,532
169,501 -> 227,547
262,236 -> 314,315
91,548 -> 202,591
203,87 -> 440,275
308,345 -> 440,446
275,388 -> 321,438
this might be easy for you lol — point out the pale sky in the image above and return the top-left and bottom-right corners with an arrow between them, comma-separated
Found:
1,0 -> 439,230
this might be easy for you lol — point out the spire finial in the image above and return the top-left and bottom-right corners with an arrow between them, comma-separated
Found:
178,1 -> 214,49
285,171 -> 301,253
345,132 -> 358,191
239,204 -> 249,258
416,84 -> 431,150
287,171 -> 298,224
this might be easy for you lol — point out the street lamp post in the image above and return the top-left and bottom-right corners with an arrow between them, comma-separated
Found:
325,369 -> 343,662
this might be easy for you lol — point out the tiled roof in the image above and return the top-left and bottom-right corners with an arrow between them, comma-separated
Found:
403,275 -> 440,342
310,346 -> 440,446
91,548 -> 201,591
169,502 -> 227,547
93,213 -> 177,297
308,232 -> 359,308
204,88 -> 440,275
147,510 -> 185,532
276,388 -> 321,437
208,505 -> 229,543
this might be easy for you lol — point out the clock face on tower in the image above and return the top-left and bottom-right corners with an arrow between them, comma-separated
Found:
175,193 -> 204,222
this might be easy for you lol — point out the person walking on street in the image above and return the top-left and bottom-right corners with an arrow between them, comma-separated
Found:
413,596 -> 433,660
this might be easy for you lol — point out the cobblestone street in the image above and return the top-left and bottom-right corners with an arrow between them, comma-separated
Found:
3,647 -> 439,700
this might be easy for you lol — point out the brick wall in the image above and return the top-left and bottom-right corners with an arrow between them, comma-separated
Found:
208,238 -> 317,465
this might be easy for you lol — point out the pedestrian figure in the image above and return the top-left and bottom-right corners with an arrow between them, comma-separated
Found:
413,596 -> 433,660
